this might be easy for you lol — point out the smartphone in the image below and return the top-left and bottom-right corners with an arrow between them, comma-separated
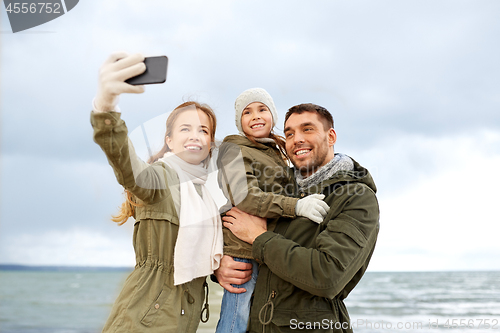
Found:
126,56 -> 168,85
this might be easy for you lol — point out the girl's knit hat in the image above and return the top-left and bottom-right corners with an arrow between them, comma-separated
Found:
234,88 -> 278,135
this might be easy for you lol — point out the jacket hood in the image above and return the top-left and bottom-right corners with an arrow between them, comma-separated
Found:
330,157 -> 377,193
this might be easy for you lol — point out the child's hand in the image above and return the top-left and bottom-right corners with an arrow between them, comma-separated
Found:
295,194 -> 330,223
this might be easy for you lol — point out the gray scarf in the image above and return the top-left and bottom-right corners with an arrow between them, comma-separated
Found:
295,153 -> 354,191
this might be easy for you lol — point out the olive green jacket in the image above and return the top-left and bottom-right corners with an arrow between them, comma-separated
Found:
91,111 -> 208,333
248,158 -> 380,333
216,135 -> 298,259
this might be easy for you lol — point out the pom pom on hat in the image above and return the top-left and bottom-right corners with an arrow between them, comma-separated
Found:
234,88 -> 278,135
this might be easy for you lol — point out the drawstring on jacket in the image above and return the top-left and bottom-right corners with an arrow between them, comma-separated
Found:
258,292 -> 275,332
200,280 -> 210,323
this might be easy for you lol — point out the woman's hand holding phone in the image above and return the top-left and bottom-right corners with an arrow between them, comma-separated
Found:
94,52 -> 146,112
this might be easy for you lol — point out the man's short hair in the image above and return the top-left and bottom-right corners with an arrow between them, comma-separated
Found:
285,103 -> 334,130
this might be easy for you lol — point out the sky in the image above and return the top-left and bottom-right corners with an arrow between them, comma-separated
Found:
1,0 -> 499,272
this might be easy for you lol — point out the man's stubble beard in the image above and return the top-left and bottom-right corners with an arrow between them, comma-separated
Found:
292,140 -> 331,178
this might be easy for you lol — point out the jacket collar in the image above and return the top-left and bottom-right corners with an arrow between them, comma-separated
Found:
294,156 -> 377,195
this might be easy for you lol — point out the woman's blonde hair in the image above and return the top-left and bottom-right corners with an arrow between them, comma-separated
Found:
111,101 -> 217,225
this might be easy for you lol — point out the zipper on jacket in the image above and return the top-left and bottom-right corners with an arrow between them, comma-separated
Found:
258,219 -> 285,332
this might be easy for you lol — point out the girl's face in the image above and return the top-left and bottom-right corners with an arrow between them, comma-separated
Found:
166,109 -> 212,165
241,102 -> 273,138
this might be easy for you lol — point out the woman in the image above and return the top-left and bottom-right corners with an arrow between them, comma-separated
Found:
91,52 -> 223,332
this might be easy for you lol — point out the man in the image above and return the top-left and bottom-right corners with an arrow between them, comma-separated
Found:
216,103 -> 379,333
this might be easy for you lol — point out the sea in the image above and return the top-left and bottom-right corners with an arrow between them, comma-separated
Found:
1,267 -> 499,333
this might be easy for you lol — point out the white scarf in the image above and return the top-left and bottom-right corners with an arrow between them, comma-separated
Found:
159,152 -> 223,285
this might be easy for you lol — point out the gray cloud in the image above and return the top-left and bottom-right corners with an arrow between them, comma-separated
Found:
0,156 -> 125,234
2,0 -> 500,268
4,0 -> 500,157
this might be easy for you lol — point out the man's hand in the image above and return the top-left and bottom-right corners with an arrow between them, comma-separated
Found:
214,255 -> 252,293
222,207 -> 267,244
94,52 -> 147,112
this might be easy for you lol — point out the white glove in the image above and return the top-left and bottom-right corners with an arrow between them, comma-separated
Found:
295,194 -> 330,224
94,52 -> 146,112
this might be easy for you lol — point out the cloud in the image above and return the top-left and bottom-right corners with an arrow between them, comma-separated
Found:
344,129 -> 500,194
3,0 -> 500,160
0,155 -> 125,234
1,227 -> 135,267
361,130 -> 500,271
2,1 -> 500,270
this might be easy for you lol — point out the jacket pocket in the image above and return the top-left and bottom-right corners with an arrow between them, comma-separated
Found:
140,287 -> 173,327
325,217 -> 367,271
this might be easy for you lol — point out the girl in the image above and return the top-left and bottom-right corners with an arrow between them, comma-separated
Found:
91,53 -> 223,333
215,88 -> 329,333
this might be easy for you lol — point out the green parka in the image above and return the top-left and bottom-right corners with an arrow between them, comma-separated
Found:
91,111 -> 208,333
216,135 -> 298,259
248,158 -> 379,333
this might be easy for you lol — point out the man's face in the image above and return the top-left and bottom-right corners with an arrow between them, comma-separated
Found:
284,112 -> 336,177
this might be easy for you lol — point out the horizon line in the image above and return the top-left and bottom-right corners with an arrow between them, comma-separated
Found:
1,264 -> 498,273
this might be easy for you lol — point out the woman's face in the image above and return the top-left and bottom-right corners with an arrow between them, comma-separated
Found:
166,109 -> 212,165
241,102 -> 273,138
